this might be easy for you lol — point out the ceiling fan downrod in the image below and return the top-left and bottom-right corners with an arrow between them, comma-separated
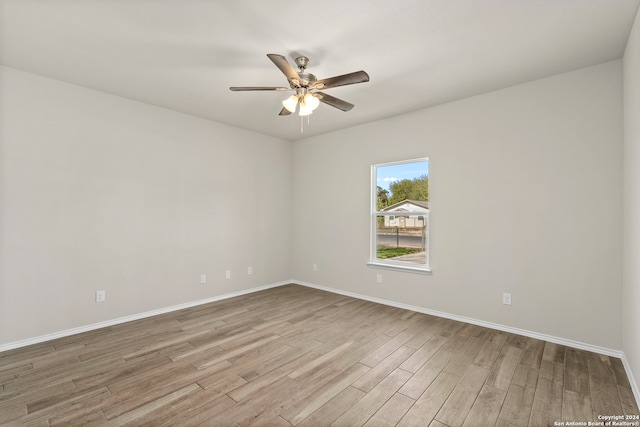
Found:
295,56 -> 309,72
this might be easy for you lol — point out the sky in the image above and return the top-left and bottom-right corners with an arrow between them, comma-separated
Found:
376,159 -> 429,193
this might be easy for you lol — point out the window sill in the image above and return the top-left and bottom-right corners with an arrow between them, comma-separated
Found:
367,262 -> 432,275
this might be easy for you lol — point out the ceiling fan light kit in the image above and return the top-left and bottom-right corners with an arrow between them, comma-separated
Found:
230,54 -> 369,126
282,91 -> 321,115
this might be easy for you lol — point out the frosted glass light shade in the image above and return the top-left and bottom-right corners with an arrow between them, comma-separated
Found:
299,103 -> 313,116
304,93 -> 320,110
282,95 -> 298,113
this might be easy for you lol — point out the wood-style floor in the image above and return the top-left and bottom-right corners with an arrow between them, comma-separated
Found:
0,284 -> 638,426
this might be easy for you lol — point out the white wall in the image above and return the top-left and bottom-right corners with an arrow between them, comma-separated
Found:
0,66 -> 292,345
292,61 -> 623,350
623,6 -> 640,400
0,58 -> 628,356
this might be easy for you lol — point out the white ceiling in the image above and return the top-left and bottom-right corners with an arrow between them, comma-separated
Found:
1,0 -> 639,141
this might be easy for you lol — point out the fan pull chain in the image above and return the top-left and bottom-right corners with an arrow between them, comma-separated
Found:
299,115 -> 311,133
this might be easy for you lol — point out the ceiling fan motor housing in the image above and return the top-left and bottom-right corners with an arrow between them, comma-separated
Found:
298,72 -> 317,87
293,56 -> 316,87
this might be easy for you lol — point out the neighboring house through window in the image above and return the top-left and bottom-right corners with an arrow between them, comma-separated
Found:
369,158 -> 430,273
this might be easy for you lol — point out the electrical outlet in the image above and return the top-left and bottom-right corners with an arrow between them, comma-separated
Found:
313,264 -> 318,272
247,267 -> 253,275
376,274 -> 382,283
226,270 -> 231,279
200,274 -> 206,284
96,290 -> 106,303
502,293 -> 512,305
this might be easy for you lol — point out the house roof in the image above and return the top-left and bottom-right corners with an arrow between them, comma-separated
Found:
381,199 -> 429,212
1,1 -> 638,141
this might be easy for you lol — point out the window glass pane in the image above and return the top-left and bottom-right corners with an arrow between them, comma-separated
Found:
376,215 -> 427,264
372,158 -> 429,270
375,160 -> 429,210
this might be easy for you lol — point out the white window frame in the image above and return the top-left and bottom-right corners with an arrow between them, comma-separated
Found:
368,158 -> 431,274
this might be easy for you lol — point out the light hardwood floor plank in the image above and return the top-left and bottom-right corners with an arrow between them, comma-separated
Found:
155,393 -> 237,427
473,331 -> 509,370
397,371 -> 460,427
486,345 -> 523,391
399,334 -> 448,373
497,366 -> 538,426
434,364 -> 491,427
297,386 -> 366,427
353,346 -> 415,393
284,362 -> 370,425
531,376 -> 563,420
461,384 -> 507,427
331,369 -> 413,427
565,347 -> 591,396
363,393 -> 415,427
563,389 -> 593,421
397,347 -> 454,400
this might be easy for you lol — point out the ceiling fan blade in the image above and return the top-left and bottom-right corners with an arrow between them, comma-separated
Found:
279,107 -> 292,116
267,54 -> 301,86
313,70 -> 369,90
229,86 -> 289,91
315,91 -> 354,112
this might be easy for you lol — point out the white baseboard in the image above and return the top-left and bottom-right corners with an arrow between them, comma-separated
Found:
0,280 -> 289,353
621,353 -> 640,413
292,280 -> 622,356
292,279 -> 640,409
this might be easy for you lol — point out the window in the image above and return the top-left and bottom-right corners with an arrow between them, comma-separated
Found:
369,158 -> 430,273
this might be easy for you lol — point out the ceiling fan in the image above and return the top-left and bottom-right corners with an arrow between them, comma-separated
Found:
230,54 -> 369,117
